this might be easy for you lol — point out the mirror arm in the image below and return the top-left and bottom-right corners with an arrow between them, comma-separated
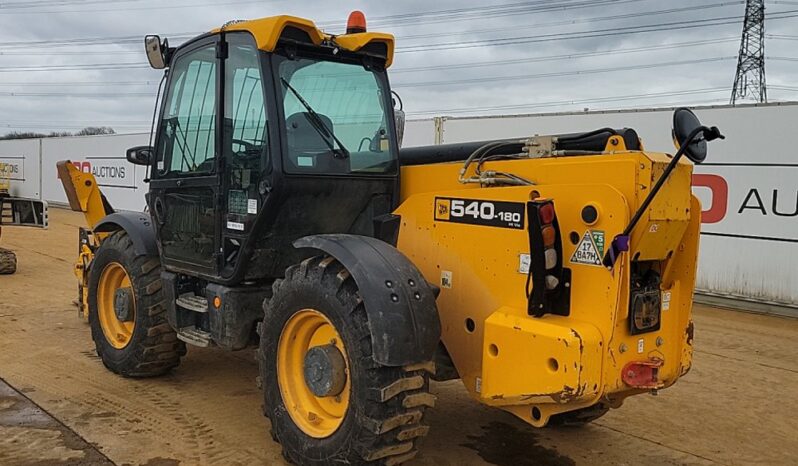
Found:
602,125 -> 712,269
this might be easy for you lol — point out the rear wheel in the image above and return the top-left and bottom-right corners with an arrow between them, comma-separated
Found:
88,230 -> 184,377
0,247 -> 16,275
260,256 -> 435,465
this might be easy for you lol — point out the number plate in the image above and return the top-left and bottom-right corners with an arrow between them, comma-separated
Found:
434,197 -> 525,229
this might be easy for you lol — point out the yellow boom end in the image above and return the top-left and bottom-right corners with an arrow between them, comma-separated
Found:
56,160 -> 109,229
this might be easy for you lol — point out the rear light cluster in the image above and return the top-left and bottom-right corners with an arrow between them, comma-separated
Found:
526,199 -> 570,317
537,203 -> 559,290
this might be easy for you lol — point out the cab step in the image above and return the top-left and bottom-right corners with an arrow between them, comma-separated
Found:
175,293 -> 209,313
176,326 -> 213,347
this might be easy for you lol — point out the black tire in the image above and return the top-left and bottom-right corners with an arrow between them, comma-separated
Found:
547,403 -> 609,427
0,247 -> 16,275
88,230 -> 184,377
260,256 -> 435,466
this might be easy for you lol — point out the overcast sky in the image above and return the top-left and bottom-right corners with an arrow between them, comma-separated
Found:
0,0 -> 796,134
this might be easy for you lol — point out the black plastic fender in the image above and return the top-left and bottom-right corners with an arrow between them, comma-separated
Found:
94,212 -> 158,257
294,234 -> 441,367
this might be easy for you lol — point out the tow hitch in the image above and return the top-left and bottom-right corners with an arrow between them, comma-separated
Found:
622,359 -> 665,389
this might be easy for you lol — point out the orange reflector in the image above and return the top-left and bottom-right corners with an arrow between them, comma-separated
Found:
539,203 -> 555,224
213,296 -> 222,309
541,225 -> 556,246
347,10 -> 367,34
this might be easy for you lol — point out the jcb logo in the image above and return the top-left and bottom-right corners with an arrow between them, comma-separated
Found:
435,199 -> 450,220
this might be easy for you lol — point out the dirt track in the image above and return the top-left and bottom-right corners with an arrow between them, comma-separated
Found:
1,208 -> 797,466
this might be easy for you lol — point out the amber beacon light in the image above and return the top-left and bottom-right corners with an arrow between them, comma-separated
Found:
346,10 -> 367,33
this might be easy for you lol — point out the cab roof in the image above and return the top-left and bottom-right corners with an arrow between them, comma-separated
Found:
211,15 -> 395,67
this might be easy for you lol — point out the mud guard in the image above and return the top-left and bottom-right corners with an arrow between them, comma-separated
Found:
294,234 -> 441,367
94,212 -> 158,257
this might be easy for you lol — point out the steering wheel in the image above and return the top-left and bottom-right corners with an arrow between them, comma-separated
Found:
232,138 -> 260,156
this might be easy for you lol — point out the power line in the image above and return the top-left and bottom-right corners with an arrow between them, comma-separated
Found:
391,37 -> 738,74
399,1 -> 743,41
0,63 -> 148,72
0,1 -> 640,48
0,0 -> 630,17
0,0 -> 139,9
0,91 -> 152,97
406,87 -> 730,115
324,0 -> 648,29
394,56 -> 736,89
0,80 -> 157,86
0,0 -> 280,14
396,10 -> 798,53
0,37 -> 739,79
5,4 -> 793,54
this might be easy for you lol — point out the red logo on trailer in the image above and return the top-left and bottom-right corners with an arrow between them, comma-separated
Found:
73,161 -> 92,173
692,174 -> 728,224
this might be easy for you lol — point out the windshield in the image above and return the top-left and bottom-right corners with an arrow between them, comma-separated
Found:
276,56 -> 396,175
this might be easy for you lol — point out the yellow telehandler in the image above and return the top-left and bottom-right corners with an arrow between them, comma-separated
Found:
58,11 -> 723,465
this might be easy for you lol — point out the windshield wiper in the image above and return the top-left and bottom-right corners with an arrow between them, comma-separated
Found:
280,77 -> 350,159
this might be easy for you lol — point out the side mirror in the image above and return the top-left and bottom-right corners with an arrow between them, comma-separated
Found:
392,91 -> 405,148
672,108 -> 707,164
127,146 -> 154,166
145,35 -> 168,69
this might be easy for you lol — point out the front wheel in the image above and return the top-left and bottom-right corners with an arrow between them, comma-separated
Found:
87,230 -> 184,377
260,256 -> 435,465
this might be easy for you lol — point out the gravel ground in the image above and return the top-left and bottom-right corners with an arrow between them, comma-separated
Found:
0,208 -> 796,466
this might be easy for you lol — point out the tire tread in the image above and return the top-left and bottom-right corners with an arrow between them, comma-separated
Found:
261,256 -> 434,465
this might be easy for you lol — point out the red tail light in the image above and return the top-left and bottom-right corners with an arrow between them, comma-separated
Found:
347,10 -> 367,34
539,203 -> 555,224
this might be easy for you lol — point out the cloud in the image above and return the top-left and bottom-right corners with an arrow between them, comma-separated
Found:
0,0 -> 795,134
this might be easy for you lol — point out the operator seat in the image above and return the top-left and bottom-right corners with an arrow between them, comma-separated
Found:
285,112 -> 337,172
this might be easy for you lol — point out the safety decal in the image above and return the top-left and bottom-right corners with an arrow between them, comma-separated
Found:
226,221 -> 245,231
518,253 -> 531,274
440,270 -> 453,289
591,230 -> 605,257
570,230 -> 604,266
434,197 -> 525,229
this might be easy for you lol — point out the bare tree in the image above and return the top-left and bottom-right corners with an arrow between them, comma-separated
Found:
75,126 -> 116,136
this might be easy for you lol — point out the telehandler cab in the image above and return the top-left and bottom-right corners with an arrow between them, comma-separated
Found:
58,11 -> 723,465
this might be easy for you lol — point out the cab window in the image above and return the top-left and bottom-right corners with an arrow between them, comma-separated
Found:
276,56 -> 396,175
156,44 -> 217,176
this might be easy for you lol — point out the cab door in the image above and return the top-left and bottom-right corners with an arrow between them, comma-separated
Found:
219,32 -> 271,276
149,36 -> 221,274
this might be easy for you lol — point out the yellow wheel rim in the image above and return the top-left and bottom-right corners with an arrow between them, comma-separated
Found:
277,309 -> 351,438
97,262 -> 135,349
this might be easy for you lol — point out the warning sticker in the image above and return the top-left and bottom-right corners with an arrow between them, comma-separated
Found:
591,230 -> 605,257
570,230 -> 604,266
